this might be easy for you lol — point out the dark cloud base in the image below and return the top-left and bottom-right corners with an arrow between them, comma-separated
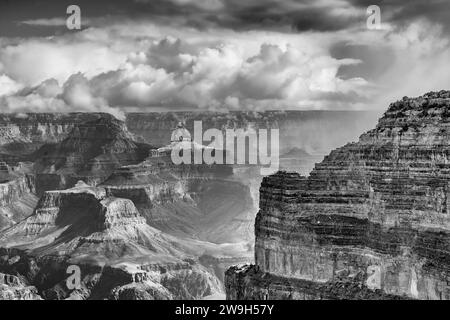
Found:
1,0 -> 450,37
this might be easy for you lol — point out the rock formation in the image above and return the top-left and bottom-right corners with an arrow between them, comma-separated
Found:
99,155 -> 256,287
0,182 -> 223,299
101,156 -> 254,244
0,162 -> 38,231
0,109 -> 380,300
0,113 -> 107,163
226,91 -> 450,300
126,111 -> 378,155
0,114 -> 154,233
0,272 -> 42,300
32,116 -> 152,194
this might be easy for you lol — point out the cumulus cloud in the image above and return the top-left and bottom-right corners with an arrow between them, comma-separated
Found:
0,38 -> 126,86
0,25 -> 370,113
368,19 -> 450,109
0,74 -> 124,119
0,2 -> 449,116
30,37 -> 364,111
0,74 -> 23,97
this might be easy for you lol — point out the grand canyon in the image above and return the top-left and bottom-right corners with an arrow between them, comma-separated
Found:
1,91 -> 450,300
0,108 -> 375,299
0,0 -> 449,308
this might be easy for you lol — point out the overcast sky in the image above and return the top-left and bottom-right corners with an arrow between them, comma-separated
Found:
0,0 -> 449,117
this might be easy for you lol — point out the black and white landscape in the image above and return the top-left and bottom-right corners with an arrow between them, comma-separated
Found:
0,0 -> 449,301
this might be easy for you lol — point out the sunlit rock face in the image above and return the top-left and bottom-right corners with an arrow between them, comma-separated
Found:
0,114 -> 147,231
226,91 -> 450,300
0,272 -> 42,300
0,113 -> 152,201
101,157 -> 253,244
0,182 -> 223,300
0,162 -> 38,231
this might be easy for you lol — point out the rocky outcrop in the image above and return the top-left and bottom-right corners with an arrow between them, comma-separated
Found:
32,116 -> 152,194
0,247 -> 222,300
0,163 -> 38,231
226,91 -> 450,300
98,156 -> 256,292
0,113 -> 154,209
0,113 -> 107,162
101,157 -> 254,244
225,264 -> 408,300
0,182 -> 224,299
0,272 -> 42,300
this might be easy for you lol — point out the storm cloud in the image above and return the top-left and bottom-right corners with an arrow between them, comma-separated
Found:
0,0 -> 449,114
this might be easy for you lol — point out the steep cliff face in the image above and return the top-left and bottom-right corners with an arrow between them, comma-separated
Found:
0,113 -> 152,226
0,182 -> 223,299
226,91 -> 450,300
0,114 -> 128,231
0,113 -> 106,161
0,163 -> 38,231
101,157 -> 254,245
32,116 -> 151,194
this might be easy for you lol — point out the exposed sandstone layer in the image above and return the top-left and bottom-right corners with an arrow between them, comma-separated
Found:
32,116 -> 151,194
101,156 -> 253,244
226,91 -> 450,300
0,113 -> 152,231
0,113 -> 106,162
0,162 -> 38,231
0,182 -> 223,299
101,158 -> 255,285
0,114 -> 141,231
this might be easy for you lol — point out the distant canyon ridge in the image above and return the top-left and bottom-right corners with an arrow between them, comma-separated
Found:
0,109 -> 376,300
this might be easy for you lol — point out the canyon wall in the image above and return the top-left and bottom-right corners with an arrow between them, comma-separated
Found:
101,157 -> 254,244
0,162 -> 38,231
0,114 -> 151,232
226,91 -> 450,300
31,116 -> 151,194
0,113 -> 107,161
126,111 -> 378,155
0,182 -> 223,299
0,174 -> 37,231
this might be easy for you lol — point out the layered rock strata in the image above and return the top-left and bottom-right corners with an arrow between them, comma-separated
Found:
126,111 -> 377,155
0,182 -> 223,299
0,113 -> 107,162
0,162 -> 38,231
32,116 -> 151,194
101,156 -> 253,244
226,91 -> 450,300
